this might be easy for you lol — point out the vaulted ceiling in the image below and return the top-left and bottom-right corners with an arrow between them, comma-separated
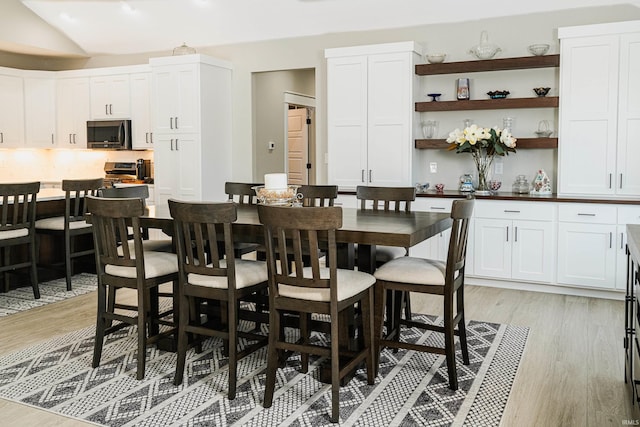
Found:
2,0 -> 639,58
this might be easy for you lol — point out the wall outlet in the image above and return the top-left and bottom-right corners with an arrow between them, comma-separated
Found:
494,160 -> 503,175
430,162 -> 437,173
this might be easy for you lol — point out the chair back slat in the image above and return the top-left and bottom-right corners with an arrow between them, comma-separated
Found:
63,178 -> 104,222
225,182 -> 263,205
445,198 -> 475,285
298,185 -> 338,207
356,186 -> 415,212
258,205 -> 342,293
0,182 -> 40,233
169,200 -> 238,283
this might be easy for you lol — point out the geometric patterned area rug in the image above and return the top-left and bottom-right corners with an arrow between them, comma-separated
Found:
0,273 -> 97,317
0,315 -> 528,426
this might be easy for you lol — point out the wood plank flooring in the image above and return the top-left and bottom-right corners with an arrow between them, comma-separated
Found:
0,285 -> 637,426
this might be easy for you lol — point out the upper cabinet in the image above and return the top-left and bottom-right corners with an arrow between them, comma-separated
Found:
57,76 -> 90,149
0,69 -> 25,147
325,42 -> 422,190
151,62 -> 199,134
558,21 -> 640,196
90,73 -> 131,119
23,72 -> 57,148
130,72 -> 154,149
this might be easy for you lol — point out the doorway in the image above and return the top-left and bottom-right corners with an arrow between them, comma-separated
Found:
284,92 -> 316,185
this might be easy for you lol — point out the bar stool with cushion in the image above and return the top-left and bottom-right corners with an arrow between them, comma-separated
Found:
372,197 -> 474,390
87,195 -> 179,380
35,178 -> 104,290
0,182 -> 41,298
169,199 -> 269,399
258,205 -> 376,423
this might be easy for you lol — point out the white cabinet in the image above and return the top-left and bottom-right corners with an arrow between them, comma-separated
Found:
130,72 -> 154,149
557,203 -> 617,289
0,71 -> 25,147
559,22 -> 640,196
472,201 -> 555,283
150,54 -> 232,206
617,206 -> 640,289
23,72 -> 56,148
325,42 -> 421,190
90,74 -> 131,119
57,77 -> 90,148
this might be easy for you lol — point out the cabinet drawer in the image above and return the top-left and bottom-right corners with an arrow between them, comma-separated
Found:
414,197 -> 454,213
474,201 -> 555,221
618,206 -> 640,225
558,203 -> 616,224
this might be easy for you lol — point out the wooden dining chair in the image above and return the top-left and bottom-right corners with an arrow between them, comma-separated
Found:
87,195 -> 179,380
258,205 -> 376,423
0,182 -> 41,298
169,199 -> 269,399
372,197 -> 474,390
225,182 -> 264,258
35,178 -> 104,290
298,184 -> 338,207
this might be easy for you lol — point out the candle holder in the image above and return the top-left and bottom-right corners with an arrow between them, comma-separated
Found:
253,185 -> 300,206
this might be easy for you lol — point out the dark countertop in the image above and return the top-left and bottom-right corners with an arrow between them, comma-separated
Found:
340,190 -> 640,205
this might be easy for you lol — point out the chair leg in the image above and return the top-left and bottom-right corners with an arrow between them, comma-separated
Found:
29,239 -> 40,299
228,295 -> 238,400
457,286 -> 470,365
65,233 -> 72,291
92,280 -> 108,369
263,306 -> 280,408
362,288 -> 375,385
330,307 -> 340,423
443,293 -> 458,390
136,286 -> 148,380
373,281 -> 387,378
392,290 -> 403,349
2,248 -> 10,293
403,291 -> 412,321
174,292 -> 190,386
300,312 -> 310,374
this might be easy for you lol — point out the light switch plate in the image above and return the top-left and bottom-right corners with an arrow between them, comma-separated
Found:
494,160 -> 503,175
430,162 -> 437,173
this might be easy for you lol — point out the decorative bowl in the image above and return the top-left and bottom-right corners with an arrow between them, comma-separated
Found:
469,44 -> 501,60
253,185 -> 300,206
435,183 -> 445,193
488,180 -> 502,192
528,44 -> 550,56
535,130 -> 553,138
487,90 -> 510,99
426,53 -> 446,64
533,87 -> 551,97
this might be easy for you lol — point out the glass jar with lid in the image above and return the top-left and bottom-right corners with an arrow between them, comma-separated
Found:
512,175 -> 530,194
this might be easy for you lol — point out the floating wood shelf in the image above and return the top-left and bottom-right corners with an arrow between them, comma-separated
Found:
415,96 -> 559,112
415,55 -> 560,75
415,137 -> 558,150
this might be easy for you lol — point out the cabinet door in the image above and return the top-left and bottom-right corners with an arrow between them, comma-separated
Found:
57,77 -> 90,148
130,72 -> 153,149
152,64 -> 198,134
153,134 -> 201,207
557,222 -> 616,288
24,77 -> 56,148
174,134 -> 200,200
559,35 -> 618,195
616,33 -> 640,196
90,75 -> 131,119
473,218 -> 511,279
326,55 -> 368,189
512,220 -> 554,283
0,74 -> 25,147
367,52 -> 412,187
153,134 -> 179,208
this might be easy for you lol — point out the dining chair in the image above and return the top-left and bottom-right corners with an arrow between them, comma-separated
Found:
35,178 -> 104,291
0,182 -> 41,298
87,195 -> 179,380
169,199 -> 269,399
372,197 -> 474,390
258,204 -> 376,423
225,182 -> 264,258
298,184 -> 338,207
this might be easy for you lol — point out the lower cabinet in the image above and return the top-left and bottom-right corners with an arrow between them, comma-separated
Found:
471,201 -> 555,284
411,198 -> 454,262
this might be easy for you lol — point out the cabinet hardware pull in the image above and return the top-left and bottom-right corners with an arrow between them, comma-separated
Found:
609,173 -> 612,189
361,170 -> 365,182
620,173 -> 623,189
145,132 -> 148,144
170,139 -> 174,151
170,117 -> 174,129
368,170 -> 372,182
622,232 -> 624,250
610,232 -> 612,249
175,117 -> 179,129
504,210 -> 520,213
175,138 -> 179,150
51,134 -> 54,144
431,206 -> 446,210
0,132 -> 3,143
105,104 -> 108,115
515,226 -> 518,242
69,133 -> 72,144
73,134 -> 77,144
110,104 -> 113,115
506,226 -> 509,242
150,132 -> 153,144
577,213 -> 596,216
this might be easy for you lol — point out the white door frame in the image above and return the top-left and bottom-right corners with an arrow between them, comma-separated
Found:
283,91 -> 315,182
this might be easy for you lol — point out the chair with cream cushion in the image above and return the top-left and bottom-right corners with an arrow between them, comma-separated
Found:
258,204 -> 375,423
0,182 -> 40,298
35,178 -> 104,291
87,195 -> 179,380
169,199 -> 269,399
373,197 -> 474,390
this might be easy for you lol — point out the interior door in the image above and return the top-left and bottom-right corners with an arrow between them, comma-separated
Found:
287,107 -> 309,185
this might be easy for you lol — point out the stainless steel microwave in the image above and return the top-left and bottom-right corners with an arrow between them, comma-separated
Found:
86,119 -> 132,150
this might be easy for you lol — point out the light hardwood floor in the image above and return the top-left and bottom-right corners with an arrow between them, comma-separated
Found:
0,284 -> 637,426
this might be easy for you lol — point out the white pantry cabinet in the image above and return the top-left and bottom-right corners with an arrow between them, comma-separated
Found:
23,72 -> 56,148
90,73 -> 131,119
0,70 -> 25,147
150,54 -> 232,206
472,201 -> 555,283
130,72 -> 154,149
56,76 -> 90,149
558,21 -> 640,196
325,42 -> 422,190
